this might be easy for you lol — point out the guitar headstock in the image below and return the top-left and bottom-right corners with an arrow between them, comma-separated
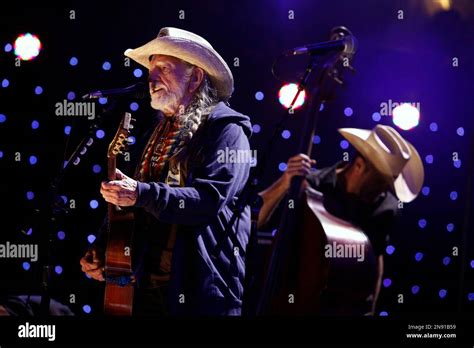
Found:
107,112 -> 134,159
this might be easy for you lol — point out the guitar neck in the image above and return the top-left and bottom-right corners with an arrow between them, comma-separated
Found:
108,156 -> 116,181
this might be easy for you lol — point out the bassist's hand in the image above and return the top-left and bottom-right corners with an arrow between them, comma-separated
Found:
80,248 -> 105,281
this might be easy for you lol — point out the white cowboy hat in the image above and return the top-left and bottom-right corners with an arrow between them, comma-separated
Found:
338,124 -> 424,203
124,27 -> 234,101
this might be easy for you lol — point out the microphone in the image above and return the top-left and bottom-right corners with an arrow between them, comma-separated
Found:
82,82 -> 148,100
285,26 -> 357,57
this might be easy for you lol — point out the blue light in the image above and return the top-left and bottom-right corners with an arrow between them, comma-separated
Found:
64,125 -> 71,135
453,159 -> 461,168
372,112 -> 381,122
468,293 -> 474,301
415,252 -> 423,262
99,97 -> 108,105
26,191 -> 34,200
255,91 -> 264,101
281,130 -> 291,139
450,191 -> 458,201
57,231 -> 66,240
31,120 -> 39,129
429,122 -> 438,132
0,114 -> 7,123
55,265 -> 63,274
383,278 -> 392,287
411,285 -> 420,295
425,154 -> 433,164
69,57 -> 78,66
61,195 -> 68,204
313,135 -> 321,144
278,162 -> 287,172
23,262 -> 31,271
34,86 -> 43,95
386,245 -> 395,255
4,43 -> 12,52
89,200 -> 99,209
96,129 -> 105,139
128,136 -> 136,145
87,234 -> 96,244
0,151 -> 3,158
133,68 -> 143,78
92,164 -> 101,174
2,78 -> 9,88
344,107 -> 353,117
418,219 -> 427,229
471,260 -> 474,269
379,311 -> 388,316
102,61 -> 111,71
340,140 -> 349,149
67,91 -> 75,100
421,186 -> 430,196
130,102 -> 139,111
252,124 -> 261,134
29,155 -> 37,165
26,228 -> 33,236
446,223 -> 454,233
319,104 -> 325,111
82,305 -> 92,314
439,289 -> 447,299
443,256 -> 451,266
456,127 -> 464,136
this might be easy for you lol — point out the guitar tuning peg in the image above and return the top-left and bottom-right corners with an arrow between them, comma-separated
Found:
333,76 -> 344,85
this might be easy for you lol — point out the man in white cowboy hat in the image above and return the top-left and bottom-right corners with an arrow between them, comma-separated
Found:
81,27 -> 253,316
257,124 -> 424,315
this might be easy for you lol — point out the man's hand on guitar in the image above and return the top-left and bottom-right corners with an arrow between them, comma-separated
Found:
281,153 -> 316,190
80,248 -> 105,281
100,168 -> 138,207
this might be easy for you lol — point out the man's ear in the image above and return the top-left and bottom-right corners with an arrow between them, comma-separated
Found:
353,156 -> 366,175
188,67 -> 205,93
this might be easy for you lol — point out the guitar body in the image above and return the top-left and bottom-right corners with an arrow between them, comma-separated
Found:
266,188 -> 376,315
103,112 -> 135,315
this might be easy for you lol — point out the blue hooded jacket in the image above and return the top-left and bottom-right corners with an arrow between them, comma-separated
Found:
134,102 -> 252,315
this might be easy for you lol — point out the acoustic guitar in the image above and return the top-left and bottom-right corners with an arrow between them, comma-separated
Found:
104,112 -> 135,315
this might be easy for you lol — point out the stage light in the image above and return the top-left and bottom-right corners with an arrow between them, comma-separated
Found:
425,154 -> 433,164
411,285 -> 420,295
392,103 -> 419,130
278,162 -> 287,172
421,186 -> 430,196
386,245 -> 395,255
22,262 -> 31,271
102,61 -> 111,71
14,33 -> 42,61
95,129 -> 105,139
89,200 -> 99,209
82,305 -> 92,314
0,114 -> 6,123
372,112 -> 381,122
439,289 -> 447,299
98,97 -> 107,105
128,136 -> 136,145
429,122 -> 438,132
252,124 -> 261,134
4,43 -> 12,52
61,196 -> 68,204
31,120 -> 39,130
92,164 -> 101,174
446,223 -> 454,233
69,57 -> 78,66
457,127 -> 464,136
471,260 -> 474,269
418,219 -> 427,229
87,234 -> 96,244
255,91 -> 264,101
379,311 -> 388,316
26,191 -> 34,200
415,252 -> 423,262
2,78 -> 9,88
442,256 -> 451,266
469,293 -> 474,302
133,68 -> 142,78
55,266 -> 63,274
344,107 -> 353,117
130,102 -> 139,111
278,83 -> 306,110
313,135 -> 321,144
453,159 -> 461,168
34,86 -> 43,95
26,228 -> 32,236
383,278 -> 392,287
57,231 -> 66,240
0,151 -> 3,158
281,130 -> 291,139
450,191 -> 458,201
340,140 -> 349,149
67,91 -> 76,100
64,125 -> 71,135
29,155 -> 37,165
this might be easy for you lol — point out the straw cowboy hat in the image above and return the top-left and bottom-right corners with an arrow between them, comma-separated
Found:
124,27 -> 234,101
338,124 -> 424,203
